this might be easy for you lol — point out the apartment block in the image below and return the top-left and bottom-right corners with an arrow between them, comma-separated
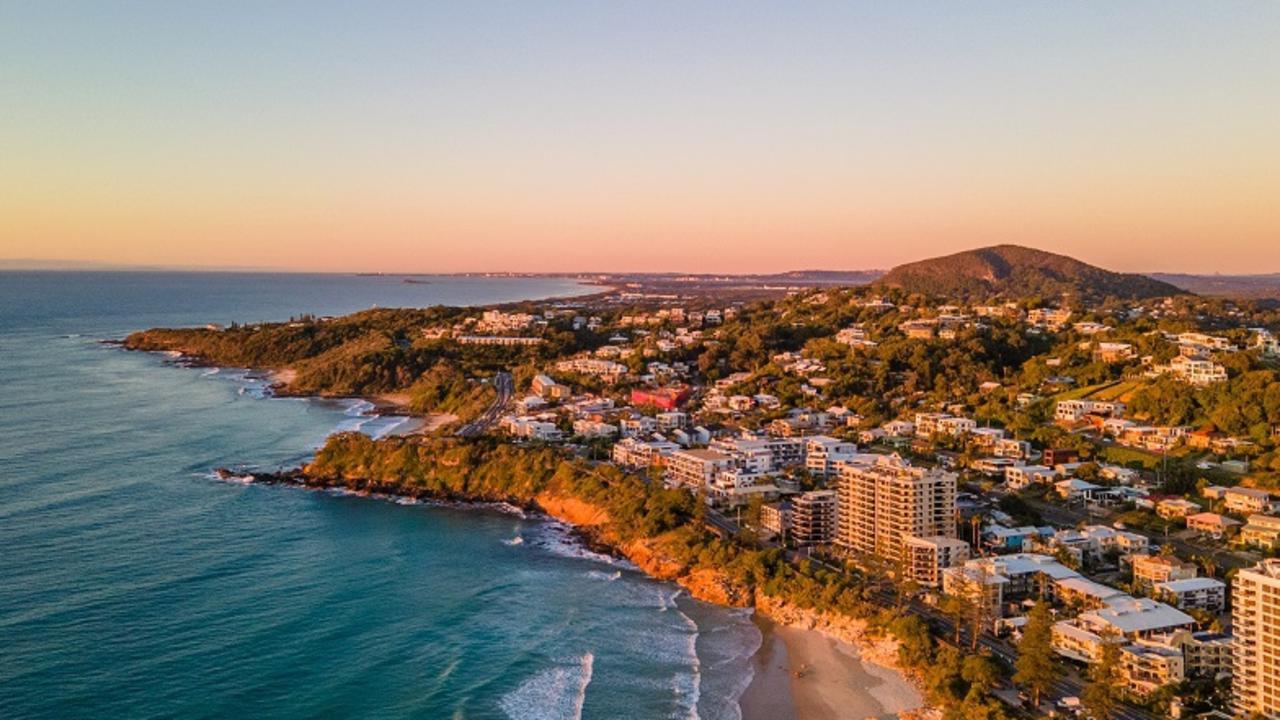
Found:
1232,560 -> 1280,716
834,454 -> 957,562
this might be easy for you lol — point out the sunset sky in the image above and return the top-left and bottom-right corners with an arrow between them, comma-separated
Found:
2,2 -> 1278,274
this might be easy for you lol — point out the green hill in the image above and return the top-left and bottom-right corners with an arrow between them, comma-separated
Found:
877,244 -> 1185,301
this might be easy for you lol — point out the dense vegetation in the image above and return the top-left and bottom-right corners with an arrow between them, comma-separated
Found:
878,244 -> 1184,301
305,432 -> 1012,718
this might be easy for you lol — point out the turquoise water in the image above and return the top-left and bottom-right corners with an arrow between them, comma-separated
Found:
0,272 -> 760,719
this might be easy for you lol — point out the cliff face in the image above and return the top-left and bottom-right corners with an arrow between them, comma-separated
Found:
534,492 -> 610,527
534,491 -> 753,608
753,593 -> 903,671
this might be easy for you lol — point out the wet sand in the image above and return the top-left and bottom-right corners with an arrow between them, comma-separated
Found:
741,615 -> 923,720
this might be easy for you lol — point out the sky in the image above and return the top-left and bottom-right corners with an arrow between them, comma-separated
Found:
2,1 -> 1278,274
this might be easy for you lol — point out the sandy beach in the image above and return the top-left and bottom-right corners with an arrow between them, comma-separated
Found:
741,616 -> 923,720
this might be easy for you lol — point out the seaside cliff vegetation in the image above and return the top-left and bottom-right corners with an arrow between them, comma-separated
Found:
302,432 -> 1010,720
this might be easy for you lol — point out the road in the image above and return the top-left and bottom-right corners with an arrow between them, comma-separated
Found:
454,371 -> 513,437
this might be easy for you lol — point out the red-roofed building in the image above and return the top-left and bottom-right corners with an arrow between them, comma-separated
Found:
631,385 -> 692,410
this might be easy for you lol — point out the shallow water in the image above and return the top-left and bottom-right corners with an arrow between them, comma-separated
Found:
0,272 -> 760,719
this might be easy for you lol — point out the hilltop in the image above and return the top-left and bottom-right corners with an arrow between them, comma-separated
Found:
877,244 -> 1184,301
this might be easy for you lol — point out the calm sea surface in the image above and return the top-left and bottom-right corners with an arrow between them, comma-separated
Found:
0,272 -> 759,719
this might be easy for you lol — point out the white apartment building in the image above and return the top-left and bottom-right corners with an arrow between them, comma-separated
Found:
904,535 -> 971,586
571,419 -> 618,439
1155,577 -> 1226,613
501,416 -> 563,441
611,437 -> 680,468
1004,464 -> 1057,490
803,436 -> 859,479
1055,399 -> 1127,423
834,454 -> 957,562
553,356 -> 629,379
914,413 -> 977,438
1233,560 -> 1280,716
1148,355 -> 1228,385
664,449 -> 734,491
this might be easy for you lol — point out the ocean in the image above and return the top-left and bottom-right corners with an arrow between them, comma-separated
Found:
0,272 -> 761,720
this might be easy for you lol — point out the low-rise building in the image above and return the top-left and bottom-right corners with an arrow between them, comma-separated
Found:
1156,497 -> 1201,519
1185,511 -> 1241,538
665,449 -> 734,491
1225,487 -> 1279,515
1240,514 -> 1280,549
803,436 -> 859,479
1132,554 -> 1197,588
1155,577 -> 1226,613
611,437 -> 680,468
903,535 -> 971,587
572,419 -> 618,439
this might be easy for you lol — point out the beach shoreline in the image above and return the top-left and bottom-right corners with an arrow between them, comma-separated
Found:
740,615 -> 924,720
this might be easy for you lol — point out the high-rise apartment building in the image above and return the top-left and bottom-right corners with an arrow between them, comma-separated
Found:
1234,560 -> 1280,716
834,454 -> 957,562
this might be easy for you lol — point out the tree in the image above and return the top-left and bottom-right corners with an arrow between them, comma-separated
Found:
1013,601 -> 1058,709
889,613 -> 934,668
941,593 -> 970,645
1081,641 -> 1123,720
961,653 -> 1002,701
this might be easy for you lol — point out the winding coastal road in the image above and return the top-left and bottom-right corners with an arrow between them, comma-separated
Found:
455,371 -> 513,438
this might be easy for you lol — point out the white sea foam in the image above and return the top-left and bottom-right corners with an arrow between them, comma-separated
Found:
201,367 -> 220,377
370,415 -> 410,439
524,520 -> 629,566
585,569 -> 621,582
490,502 -> 527,518
344,399 -> 375,416
502,536 -> 525,546
498,652 -> 594,720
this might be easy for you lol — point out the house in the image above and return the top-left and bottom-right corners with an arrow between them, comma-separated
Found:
1054,576 -> 1128,609
1094,342 -> 1136,363
611,437 -> 681,468
554,356 -> 628,379
1156,498 -> 1201,519
1185,512 -> 1241,538
1004,464 -> 1056,490
531,374 -> 570,400
993,438 -> 1032,459
1154,577 -> 1226,613
1224,487 -> 1279,515
1132,554 -> 1198,588
803,436 -> 859,479
1043,448 -> 1080,467
1148,355 -> 1228,385
501,416 -> 563,441
1056,478 -> 1102,501
882,419 -> 916,437
984,525 -> 1055,552
571,419 -> 618,439
1055,399 -> 1126,423
1239,514 -> 1280,549
1098,464 -> 1140,485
